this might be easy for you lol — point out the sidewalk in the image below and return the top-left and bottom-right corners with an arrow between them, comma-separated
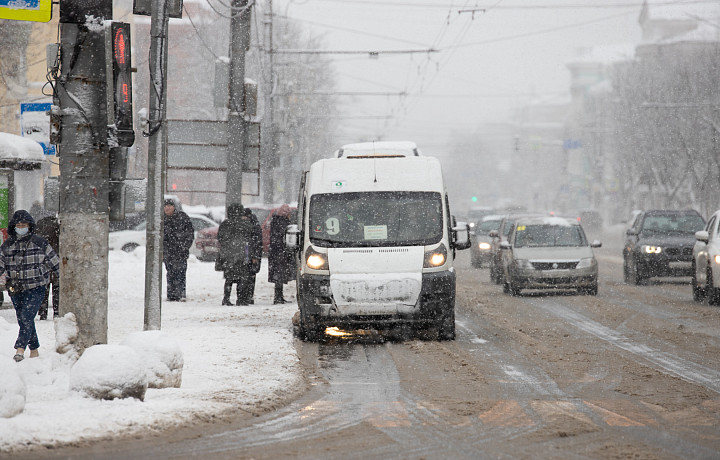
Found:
0,250 -> 304,454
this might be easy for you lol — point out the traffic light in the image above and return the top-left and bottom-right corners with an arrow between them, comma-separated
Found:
471,196 -> 478,203
106,22 -> 135,148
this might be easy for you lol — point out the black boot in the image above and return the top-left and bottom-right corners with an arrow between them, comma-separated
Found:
222,282 -> 233,306
273,283 -> 286,304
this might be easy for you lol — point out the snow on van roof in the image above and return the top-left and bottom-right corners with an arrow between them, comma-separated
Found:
335,141 -> 421,158
0,132 -> 45,162
308,156 -> 444,195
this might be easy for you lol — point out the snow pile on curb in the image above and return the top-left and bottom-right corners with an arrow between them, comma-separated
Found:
0,250 -> 303,453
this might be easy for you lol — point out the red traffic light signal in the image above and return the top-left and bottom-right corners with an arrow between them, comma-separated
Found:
107,22 -> 135,147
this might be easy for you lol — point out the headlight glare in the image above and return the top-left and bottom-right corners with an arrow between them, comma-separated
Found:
478,242 -> 491,250
714,255 -> 720,265
641,245 -> 662,254
305,247 -> 328,270
424,244 -> 447,268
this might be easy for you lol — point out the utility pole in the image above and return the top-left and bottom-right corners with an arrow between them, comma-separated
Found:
57,0 -> 113,350
226,0 -> 253,208
261,0 -> 275,203
144,0 -> 171,331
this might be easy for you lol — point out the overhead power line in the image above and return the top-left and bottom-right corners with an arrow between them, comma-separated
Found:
273,48 -> 439,55
307,0 -> 718,9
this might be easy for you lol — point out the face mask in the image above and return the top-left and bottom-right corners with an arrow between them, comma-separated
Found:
16,227 -> 28,236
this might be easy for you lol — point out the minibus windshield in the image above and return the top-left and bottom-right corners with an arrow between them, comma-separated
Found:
309,191 -> 443,247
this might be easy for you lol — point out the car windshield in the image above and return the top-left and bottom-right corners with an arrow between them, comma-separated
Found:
641,214 -> 705,235
309,191 -> 443,247
514,224 -> 586,248
477,219 -> 502,233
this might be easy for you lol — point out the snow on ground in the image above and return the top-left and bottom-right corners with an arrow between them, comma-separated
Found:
0,249 -> 303,453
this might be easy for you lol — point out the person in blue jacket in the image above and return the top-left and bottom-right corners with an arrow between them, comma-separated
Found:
0,210 -> 60,362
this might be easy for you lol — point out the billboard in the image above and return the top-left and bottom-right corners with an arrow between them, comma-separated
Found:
0,0 -> 52,22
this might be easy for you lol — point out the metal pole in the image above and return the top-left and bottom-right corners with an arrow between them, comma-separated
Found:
57,0 -> 113,350
261,0 -> 275,204
144,0 -> 170,331
226,0 -> 252,209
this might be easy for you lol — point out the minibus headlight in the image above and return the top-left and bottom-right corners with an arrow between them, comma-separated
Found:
305,247 -> 328,270
424,244 -> 447,268
478,242 -> 491,250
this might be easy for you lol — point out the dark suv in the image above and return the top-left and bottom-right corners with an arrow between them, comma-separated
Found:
623,209 -> 705,284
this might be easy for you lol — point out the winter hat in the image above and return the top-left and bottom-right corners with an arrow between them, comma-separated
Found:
164,199 -> 176,207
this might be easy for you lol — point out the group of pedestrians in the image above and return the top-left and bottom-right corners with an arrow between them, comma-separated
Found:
4,200 -> 296,363
162,200 -> 295,306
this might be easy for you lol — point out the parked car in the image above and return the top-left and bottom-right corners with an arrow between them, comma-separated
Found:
194,206 -> 298,261
500,215 -> 601,296
691,209 -> 720,305
470,214 -> 503,268
623,209 -> 705,285
108,213 -> 218,259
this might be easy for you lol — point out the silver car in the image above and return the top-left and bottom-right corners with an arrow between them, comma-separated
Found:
500,216 -> 601,296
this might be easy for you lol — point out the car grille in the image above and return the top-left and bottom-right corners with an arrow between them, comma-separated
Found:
531,261 -> 578,270
664,247 -> 693,257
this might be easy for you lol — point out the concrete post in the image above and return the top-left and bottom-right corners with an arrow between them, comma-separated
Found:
57,1 -> 113,350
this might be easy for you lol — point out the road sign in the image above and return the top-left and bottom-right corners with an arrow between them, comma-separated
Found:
20,102 -> 56,155
167,119 -> 261,196
0,0 -> 52,22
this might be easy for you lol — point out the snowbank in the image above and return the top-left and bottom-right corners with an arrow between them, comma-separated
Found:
0,250 -> 303,453
0,132 -> 45,162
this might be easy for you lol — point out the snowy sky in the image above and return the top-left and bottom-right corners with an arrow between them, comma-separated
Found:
271,0 -> 644,153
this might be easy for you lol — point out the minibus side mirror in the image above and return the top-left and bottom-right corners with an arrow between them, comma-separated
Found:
452,221 -> 471,250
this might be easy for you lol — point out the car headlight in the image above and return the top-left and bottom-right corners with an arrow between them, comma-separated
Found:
641,245 -> 662,254
305,247 -> 328,270
576,257 -> 596,269
424,244 -> 447,268
478,242 -> 491,250
714,255 -> 720,265
515,259 -> 533,270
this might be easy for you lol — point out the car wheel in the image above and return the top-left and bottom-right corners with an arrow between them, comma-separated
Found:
299,314 -> 323,342
623,255 -> 631,283
692,261 -> 705,302
579,283 -> 598,296
627,256 -> 643,286
706,269 -> 720,306
504,279 -> 520,296
437,308 -> 455,341
121,243 -> 139,252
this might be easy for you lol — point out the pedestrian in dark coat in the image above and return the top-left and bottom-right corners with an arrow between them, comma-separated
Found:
217,204 -> 262,306
268,205 -> 295,304
245,207 -> 262,304
163,199 -> 194,301
35,216 -> 60,320
0,210 -> 60,362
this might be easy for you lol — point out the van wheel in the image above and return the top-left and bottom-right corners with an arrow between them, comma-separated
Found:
299,314 -> 323,342
437,309 -> 455,341
692,262 -> 705,302
706,269 -> 720,306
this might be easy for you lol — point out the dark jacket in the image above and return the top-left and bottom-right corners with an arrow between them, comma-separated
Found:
0,210 -> 60,291
163,209 -> 194,261
218,204 -> 262,279
35,216 -> 60,254
268,209 -> 295,284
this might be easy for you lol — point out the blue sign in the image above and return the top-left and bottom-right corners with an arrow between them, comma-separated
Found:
20,102 -> 55,155
563,139 -> 582,150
